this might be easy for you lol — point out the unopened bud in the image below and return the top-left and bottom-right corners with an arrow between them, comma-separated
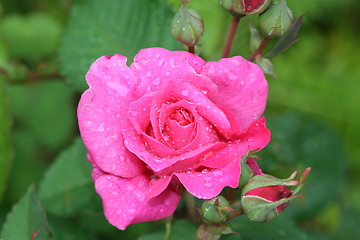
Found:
201,196 -> 233,223
241,167 -> 311,222
259,0 -> 293,37
219,0 -> 272,16
171,3 -> 204,47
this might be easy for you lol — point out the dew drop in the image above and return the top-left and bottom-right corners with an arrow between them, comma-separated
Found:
158,58 -> 165,67
130,110 -> 138,116
204,183 -> 213,188
181,89 -> 189,96
153,78 -> 161,85
165,71 -> 171,76
146,71 -> 152,78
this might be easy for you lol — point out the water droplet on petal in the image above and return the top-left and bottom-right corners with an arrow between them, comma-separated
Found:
158,58 -> 165,67
165,71 -> 171,76
153,78 -> 161,85
146,71 -> 152,78
181,89 -> 189,96
204,183 -> 213,188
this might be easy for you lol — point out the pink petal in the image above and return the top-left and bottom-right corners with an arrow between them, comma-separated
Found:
78,55 -> 146,177
197,117 -> 270,169
93,170 -> 181,230
174,159 -> 240,199
130,48 -> 217,99
201,56 -> 268,129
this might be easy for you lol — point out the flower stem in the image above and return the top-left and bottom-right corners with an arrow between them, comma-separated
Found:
188,46 -> 195,54
248,36 -> 269,62
164,215 -> 173,240
185,191 -> 200,222
222,15 -> 243,58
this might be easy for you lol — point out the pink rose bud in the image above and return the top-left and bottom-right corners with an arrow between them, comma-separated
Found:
241,167 -> 311,222
171,3 -> 204,47
201,196 -> 233,223
219,0 -> 272,16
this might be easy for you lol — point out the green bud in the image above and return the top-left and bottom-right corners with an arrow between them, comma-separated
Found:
259,0 -> 293,37
171,3 -> 204,47
219,0 -> 272,16
201,196 -> 233,223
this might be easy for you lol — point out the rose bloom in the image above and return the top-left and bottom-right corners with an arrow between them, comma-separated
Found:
78,48 -> 270,229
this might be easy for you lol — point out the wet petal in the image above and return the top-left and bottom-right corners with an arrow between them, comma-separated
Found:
78,55 -> 146,177
93,171 -> 181,230
174,159 -> 240,199
130,48 -> 216,98
202,56 -> 268,129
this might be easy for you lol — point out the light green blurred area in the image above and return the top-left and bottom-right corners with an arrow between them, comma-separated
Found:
0,0 -> 359,239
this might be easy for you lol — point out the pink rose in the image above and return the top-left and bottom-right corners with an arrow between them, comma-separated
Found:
78,48 -> 270,230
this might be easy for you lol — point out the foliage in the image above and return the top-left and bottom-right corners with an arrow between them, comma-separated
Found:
0,0 -> 359,239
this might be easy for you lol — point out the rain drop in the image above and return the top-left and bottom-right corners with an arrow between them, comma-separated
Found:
181,89 -> 189,96
146,71 -> 152,78
153,78 -> 161,85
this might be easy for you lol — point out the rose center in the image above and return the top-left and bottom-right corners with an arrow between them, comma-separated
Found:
169,108 -> 194,126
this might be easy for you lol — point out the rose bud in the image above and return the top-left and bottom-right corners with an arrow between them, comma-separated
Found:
171,3 -> 204,47
241,167 -> 311,222
259,0 -> 293,37
201,196 -> 233,223
219,0 -> 272,16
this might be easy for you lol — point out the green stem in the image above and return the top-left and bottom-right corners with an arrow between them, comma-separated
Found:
164,215 -> 173,240
222,15 -> 243,58
248,36 -> 269,62
185,191 -> 200,222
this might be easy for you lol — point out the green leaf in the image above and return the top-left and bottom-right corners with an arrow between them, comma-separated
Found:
228,214 -> 308,240
8,80 -> 75,150
38,138 -> 97,217
59,0 -> 181,91
48,215 -> 97,240
0,76 -> 13,203
255,56 -> 276,77
258,113 -> 347,220
0,185 -> 52,240
139,220 -> 197,240
249,21 -> 262,54
0,13 -> 62,61
265,15 -> 303,59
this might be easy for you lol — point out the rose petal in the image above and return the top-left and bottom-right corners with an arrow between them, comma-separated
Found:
197,117 -> 270,169
78,55 -> 146,177
174,159 -> 240,199
131,48 -> 217,98
93,170 -> 181,230
202,56 -> 268,129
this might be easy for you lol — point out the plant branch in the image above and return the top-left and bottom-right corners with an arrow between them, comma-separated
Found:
248,36 -> 269,62
222,15 -> 244,58
188,46 -> 195,54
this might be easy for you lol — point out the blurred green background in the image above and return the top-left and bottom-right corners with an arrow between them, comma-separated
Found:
0,0 -> 359,239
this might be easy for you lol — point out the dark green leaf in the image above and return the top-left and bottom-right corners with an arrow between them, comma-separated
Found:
59,0 -> 181,91
38,138 -> 97,217
0,76 -> 13,203
8,80 -> 75,150
265,15 -> 303,59
0,14 -> 62,61
258,113 -> 346,220
0,185 -> 52,240
139,220 -> 197,240
227,214 -> 308,240
48,215 -> 97,240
